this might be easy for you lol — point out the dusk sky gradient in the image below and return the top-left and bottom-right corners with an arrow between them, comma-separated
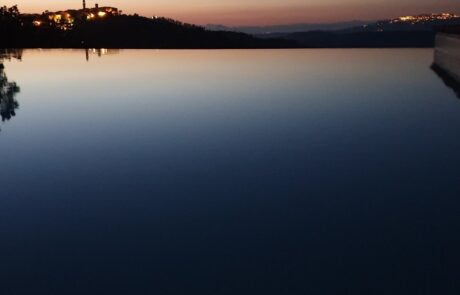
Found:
4,0 -> 460,25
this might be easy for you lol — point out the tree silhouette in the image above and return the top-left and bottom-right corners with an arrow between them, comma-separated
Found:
0,50 -> 21,126
0,5 -> 20,20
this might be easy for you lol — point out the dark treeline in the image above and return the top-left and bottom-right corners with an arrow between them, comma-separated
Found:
69,15 -> 297,48
0,6 -> 297,49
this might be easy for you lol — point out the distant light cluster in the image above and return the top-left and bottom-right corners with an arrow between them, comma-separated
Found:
390,13 -> 459,24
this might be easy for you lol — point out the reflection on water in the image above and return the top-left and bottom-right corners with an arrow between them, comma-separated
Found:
0,48 -> 119,130
431,63 -> 460,98
85,48 -> 120,61
432,33 -> 460,99
0,48 -> 23,61
0,49 -> 21,125
0,49 -> 460,294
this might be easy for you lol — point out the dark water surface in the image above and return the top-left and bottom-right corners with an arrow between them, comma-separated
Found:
0,49 -> 459,294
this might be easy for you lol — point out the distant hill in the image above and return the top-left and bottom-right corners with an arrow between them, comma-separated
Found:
206,21 -> 370,35
349,13 -> 460,32
256,13 -> 460,48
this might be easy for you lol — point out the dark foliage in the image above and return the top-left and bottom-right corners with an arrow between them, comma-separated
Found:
69,15 -> 297,48
0,6 -> 297,49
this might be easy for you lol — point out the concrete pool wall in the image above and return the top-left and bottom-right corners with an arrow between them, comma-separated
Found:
434,32 -> 460,84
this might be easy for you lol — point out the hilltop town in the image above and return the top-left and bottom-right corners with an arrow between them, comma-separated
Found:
23,1 -> 120,31
0,2 -> 295,48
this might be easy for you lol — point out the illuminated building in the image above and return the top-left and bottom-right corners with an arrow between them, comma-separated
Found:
33,2 -> 119,30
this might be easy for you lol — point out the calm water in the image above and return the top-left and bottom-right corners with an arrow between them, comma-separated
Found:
0,49 -> 459,294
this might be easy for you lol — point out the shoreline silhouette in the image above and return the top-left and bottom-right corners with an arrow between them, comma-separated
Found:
1,5 -> 459,49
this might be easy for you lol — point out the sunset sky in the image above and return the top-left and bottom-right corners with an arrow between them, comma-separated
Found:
3,0 -> 460,26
